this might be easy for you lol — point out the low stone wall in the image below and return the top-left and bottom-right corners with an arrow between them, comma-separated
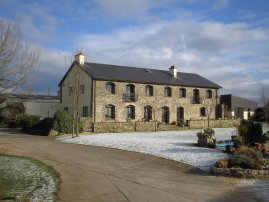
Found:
211,165 -> 269,179
80,117 -> 93,131
93,121 -> 157,133
188,119 -> 240,129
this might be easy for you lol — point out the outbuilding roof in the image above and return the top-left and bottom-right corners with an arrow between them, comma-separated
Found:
59,62 -> 221,89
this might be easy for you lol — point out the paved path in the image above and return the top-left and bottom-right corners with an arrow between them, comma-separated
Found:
0,128 -> 262,202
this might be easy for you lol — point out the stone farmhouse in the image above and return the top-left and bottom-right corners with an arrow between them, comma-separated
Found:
59,53 -> 221,126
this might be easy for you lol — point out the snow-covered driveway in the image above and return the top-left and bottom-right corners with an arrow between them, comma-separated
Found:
58,128 -> 237,171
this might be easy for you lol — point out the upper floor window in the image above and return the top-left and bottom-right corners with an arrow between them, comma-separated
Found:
192,89 -> 200,103
145,85 -> 153,96
164,86 -> 172,97
206,90 -> 212,99
80,85 -> 85,94
126,84 -> 135,94
106,82 -> 115,94
126,105 -> 135,119
179,88 -> 186,98
105,104 -> 115,119
200,107 -> 206,117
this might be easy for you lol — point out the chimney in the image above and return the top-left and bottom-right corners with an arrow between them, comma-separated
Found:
75,52 -> 85,65
169,65 -> 177,77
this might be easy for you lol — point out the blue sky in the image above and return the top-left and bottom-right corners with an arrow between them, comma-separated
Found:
0,0 -> 268,103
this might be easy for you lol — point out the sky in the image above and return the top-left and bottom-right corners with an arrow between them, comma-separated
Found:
0,0 -> 268,104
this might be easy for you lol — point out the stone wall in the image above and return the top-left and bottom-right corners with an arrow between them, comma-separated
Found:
94,80 -> 219,123
211,165 -> 269,179
93,121 -> 157,133
80,117 -> 93,131
188,119 -> 240,129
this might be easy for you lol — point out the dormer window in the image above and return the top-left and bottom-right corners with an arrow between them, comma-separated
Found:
106,82 -> 115,94
164,87 -> 172,97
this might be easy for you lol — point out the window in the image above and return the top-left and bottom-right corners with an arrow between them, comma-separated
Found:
105,104 -> 115,119
82,106 -> 89,117
206,90 -> 212,99
64,107 -> 68,112
106,82 -> 115,94
144,106 -> 152,121
145,85 -> 153,96
179,88 -> 186,98
162,106 -> 170,123
69,87 -> 73,95
192,89 -> 200,103
126,84 -> 135,94
80,85 -> 85,94
126,105 -> 135,119
164,87 -> 172,97
200,107 -> 206,117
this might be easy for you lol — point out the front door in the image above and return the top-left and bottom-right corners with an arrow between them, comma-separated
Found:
177,107 -> 184,122
162,107 -> 169,124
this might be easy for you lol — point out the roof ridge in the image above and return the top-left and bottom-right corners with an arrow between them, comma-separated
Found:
85,62 -> 195,74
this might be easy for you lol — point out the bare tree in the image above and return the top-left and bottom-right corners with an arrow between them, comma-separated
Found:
201,97 -> 216,128
0,20 -> 39,98
66,53 -> 85,137
261,86 -> 269,123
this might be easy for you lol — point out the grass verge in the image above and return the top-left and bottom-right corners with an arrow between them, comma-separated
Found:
0,153 -> 60,201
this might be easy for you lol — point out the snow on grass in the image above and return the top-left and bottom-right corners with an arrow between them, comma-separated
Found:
58,128 -> 237,171
0,154 -> 59,202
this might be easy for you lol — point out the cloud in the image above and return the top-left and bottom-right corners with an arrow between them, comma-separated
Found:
76,19 -> 269,103
212,0 -> 230,11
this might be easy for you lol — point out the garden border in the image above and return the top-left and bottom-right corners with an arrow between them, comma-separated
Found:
210,165 -> 269,179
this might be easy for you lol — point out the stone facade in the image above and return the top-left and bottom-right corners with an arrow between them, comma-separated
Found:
60,64 -> 220,126
94,80 -> 219,123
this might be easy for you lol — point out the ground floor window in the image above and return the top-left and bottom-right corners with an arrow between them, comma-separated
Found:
82,106 -> 89,117
162,106 -> 170,123
106,104 -> 115,119
126,105 -> 135,119
144,106 -> 152,121
64,107 -> 68,112
200,107 -> 206,117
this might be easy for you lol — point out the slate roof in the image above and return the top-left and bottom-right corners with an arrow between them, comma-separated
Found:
60,62 -> 221,89
9,94 -> 59,101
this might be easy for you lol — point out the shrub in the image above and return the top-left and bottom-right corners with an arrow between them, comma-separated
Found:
237,120 -> 265,143
0,102 -> 25,127
20,115 -> 41,132
52,110 -> 81,134
215,159 -> 229,168
177,119 -> 186,127
33,118 -> 54,135
229,154 -> 258,169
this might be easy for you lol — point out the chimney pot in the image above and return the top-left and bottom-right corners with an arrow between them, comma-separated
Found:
75,52 -> 85,65
169,65 -> 177,77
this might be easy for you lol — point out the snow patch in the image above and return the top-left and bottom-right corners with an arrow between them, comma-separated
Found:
58,128 -> 236,171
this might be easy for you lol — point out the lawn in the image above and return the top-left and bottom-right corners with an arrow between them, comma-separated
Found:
58,128 -> 237,171
0,154 -> 59,202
